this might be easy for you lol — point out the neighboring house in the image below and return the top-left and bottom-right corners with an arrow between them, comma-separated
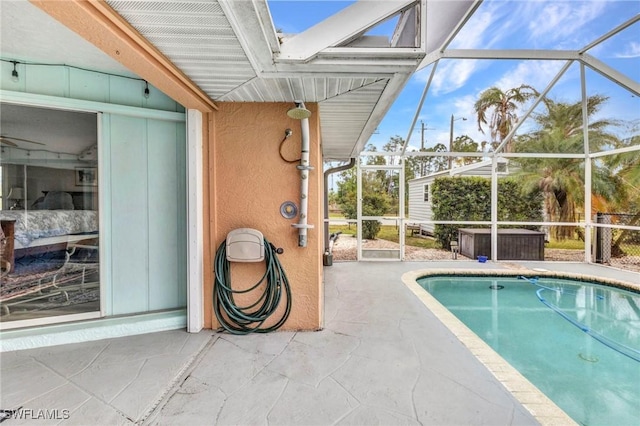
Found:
408,159 -> 509,236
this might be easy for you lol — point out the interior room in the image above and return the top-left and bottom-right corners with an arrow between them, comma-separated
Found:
0,103 -> 100,325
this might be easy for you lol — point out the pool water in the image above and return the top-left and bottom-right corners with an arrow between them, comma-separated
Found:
417,276 -> 640,426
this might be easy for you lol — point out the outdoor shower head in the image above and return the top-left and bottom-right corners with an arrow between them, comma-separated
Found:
287,102 -> 312,120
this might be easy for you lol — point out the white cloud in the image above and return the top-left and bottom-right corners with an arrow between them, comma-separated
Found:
431,60 -> 482,94
450,11 -> 495,49
523,1 -> 607,48
615,41 -> 640,58
493,60 -> 567,93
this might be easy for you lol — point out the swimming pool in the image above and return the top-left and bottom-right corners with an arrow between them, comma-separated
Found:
413,274 -> 640,426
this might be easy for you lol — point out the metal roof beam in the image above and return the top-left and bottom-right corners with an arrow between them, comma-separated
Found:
278,0 -> 418,62
443,49 -> 580,60
580,14 -> 640,54
274,60 -> 420,75
218,0 -> 279,74
401,60 -> 438,156
580,53 -> 640,96
436,0 -> 483,52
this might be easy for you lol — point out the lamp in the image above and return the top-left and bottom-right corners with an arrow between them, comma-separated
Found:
11,61 -> 19,82
143,81 -> 150,98
8,187 -> 24,210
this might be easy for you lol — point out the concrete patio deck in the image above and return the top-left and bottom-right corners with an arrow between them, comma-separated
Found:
1,261 -> 637,425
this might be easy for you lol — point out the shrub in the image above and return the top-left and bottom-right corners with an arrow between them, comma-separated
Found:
432,177 -> 543,249
362,192 -> 390,239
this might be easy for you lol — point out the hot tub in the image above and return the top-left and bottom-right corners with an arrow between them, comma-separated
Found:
458,228 -> 545,260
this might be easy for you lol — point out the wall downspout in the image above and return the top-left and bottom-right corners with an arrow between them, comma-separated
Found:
323,158 -> 356,252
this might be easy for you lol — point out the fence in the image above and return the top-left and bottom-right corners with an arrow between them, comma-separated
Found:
594,212 -> 640,268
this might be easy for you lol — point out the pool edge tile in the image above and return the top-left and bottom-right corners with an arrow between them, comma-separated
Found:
401,271 -> 578,426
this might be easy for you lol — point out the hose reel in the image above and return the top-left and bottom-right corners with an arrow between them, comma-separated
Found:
214,229 -> 291,335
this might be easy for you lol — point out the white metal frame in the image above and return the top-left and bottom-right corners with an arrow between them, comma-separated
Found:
186,109 -> 204,333
389,7 -> 640,264
356,160 -> 405,261
357,10 -> 640,263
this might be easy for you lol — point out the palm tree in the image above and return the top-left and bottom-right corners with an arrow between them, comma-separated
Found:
603,135 -> 640,255
474,84 -> 539,153
515,95 -> 622,240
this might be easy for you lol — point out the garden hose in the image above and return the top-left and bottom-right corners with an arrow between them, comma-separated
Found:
213,238 -> 291,335
519,276 -> 640,362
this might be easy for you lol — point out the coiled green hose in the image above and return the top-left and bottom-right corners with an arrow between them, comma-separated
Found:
213,238 -> 292,334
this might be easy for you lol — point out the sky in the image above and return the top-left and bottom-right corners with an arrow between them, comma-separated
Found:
268,0 -> 640,152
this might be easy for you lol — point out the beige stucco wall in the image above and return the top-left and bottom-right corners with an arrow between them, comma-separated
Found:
208,102 -> 324,331
32,3 -> 323,333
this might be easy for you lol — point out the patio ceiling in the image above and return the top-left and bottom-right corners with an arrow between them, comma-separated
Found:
101,0 -> 460,160
1,0 -> 479,160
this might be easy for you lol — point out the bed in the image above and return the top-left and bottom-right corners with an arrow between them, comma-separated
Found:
0,193 -> 100,317
1,210 -> 98,249
0,191 -> 99,269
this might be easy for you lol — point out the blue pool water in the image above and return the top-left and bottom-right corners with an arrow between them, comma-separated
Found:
417,275 -> 640,426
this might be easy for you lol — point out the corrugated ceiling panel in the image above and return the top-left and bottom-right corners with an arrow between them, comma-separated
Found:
320,80 -> 388,159
107,0 -> 256,100
106,2 -> 403,158
219,77 -> 387,103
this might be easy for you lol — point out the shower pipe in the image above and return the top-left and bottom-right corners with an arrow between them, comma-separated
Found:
289,102 -> 314,247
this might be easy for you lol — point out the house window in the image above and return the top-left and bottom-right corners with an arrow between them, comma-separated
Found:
423,184 -> 429,202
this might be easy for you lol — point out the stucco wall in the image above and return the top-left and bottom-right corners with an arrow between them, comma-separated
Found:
210,102 -> 323,331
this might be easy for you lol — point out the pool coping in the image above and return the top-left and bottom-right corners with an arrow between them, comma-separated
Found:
401,267 -> 639,426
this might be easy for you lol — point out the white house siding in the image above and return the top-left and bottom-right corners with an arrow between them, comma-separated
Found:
408,175 -> 439,236
407,160 -> 506,236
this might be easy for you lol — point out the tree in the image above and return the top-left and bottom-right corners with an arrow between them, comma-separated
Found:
603,135 -> 640,255
515,94 -> 622,240
451,135 -> 481,167
474,84 -> 539,153
334,143 -> 393,239
410,143 -> 448,177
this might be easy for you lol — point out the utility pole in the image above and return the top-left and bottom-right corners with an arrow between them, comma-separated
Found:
449,115 -> 467,169
420,121 -> 426,176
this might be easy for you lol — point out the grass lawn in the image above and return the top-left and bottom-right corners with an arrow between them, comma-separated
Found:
545,238 -> 585,250
329,223 -> 596,252
329,224 -> 441,249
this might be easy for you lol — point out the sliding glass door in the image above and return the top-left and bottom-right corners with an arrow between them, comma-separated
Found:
0,103 -> 100,328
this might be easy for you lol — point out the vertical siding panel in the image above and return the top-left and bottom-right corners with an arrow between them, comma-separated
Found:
109,115 -> 149,315
176,122 -> 187,307
147,120 -> 181,310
